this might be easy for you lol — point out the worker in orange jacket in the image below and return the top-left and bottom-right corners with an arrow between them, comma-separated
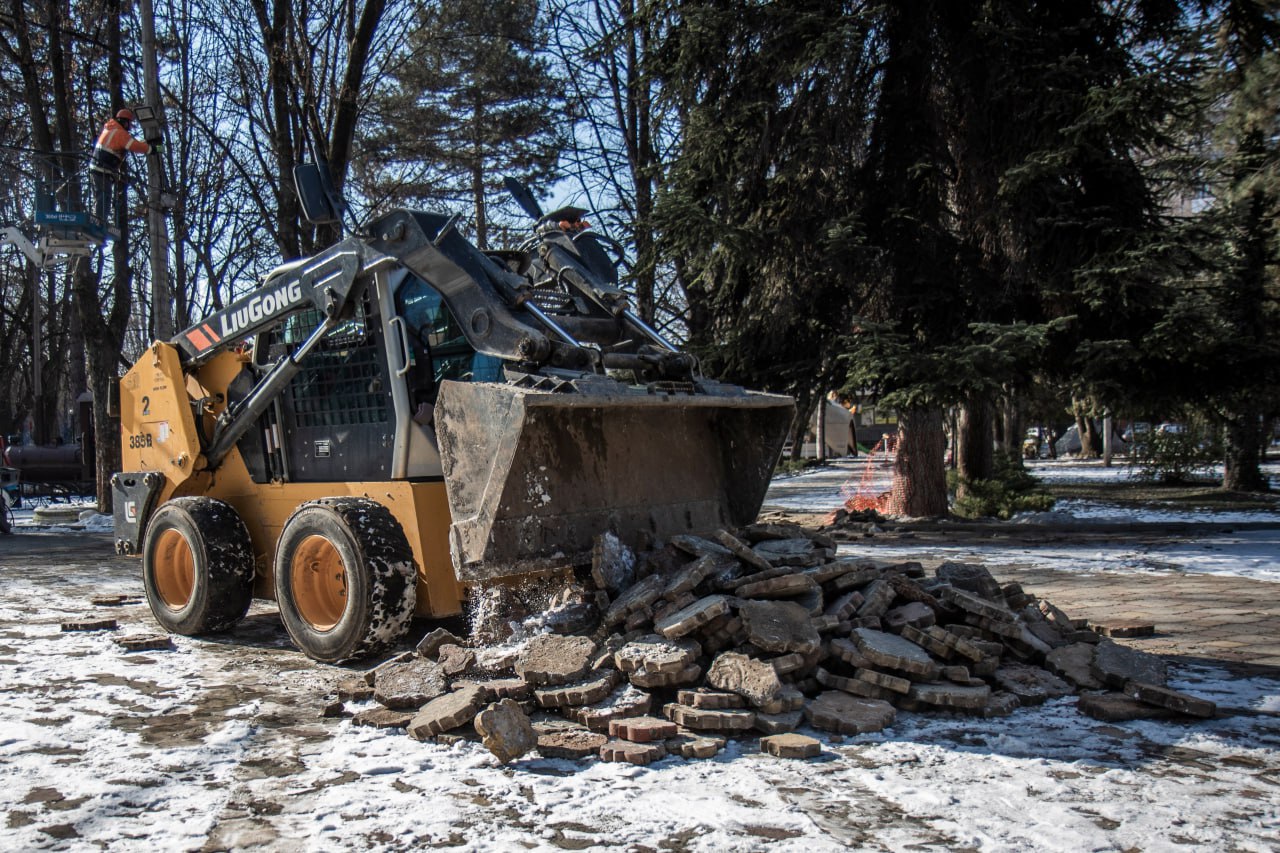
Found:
91,108 -> 156,231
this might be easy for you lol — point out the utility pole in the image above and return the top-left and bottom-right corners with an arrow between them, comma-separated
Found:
30,259 -> 43,445
138,0 -> 173,340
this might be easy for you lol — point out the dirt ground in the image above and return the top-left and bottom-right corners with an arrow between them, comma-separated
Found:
1,527 -> 1277,851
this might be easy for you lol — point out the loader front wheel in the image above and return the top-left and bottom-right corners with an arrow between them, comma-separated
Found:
274,498 -> 416,663
142,498 -> 255,635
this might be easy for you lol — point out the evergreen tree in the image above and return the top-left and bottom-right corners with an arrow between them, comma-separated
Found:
373,0 -> 565,248
1202,2 -> 1279,490
652,0 -> 878,451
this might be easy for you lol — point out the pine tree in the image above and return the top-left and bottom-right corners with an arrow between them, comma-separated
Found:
373,0 -> 565,248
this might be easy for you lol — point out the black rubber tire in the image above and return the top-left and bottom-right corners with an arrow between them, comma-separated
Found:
142,497 -> 255,634
273,497 -> 417,663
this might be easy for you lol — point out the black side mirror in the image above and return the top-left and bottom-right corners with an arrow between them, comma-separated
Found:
293,162 -> 344,226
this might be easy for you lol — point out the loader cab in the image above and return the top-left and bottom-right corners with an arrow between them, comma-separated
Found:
237,266 -> 501,485
393,273 -> 503,410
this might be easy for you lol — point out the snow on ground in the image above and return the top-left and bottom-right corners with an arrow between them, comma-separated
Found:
761,457 -> 1280,584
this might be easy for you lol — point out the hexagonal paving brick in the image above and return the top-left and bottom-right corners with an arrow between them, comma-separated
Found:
1092,640 -> 1168,689
407,684 -> 487,740
537,729 -> 609,760
572,684 -> 654,732
654,595 -> 731,639
1123,680 -> 1216,718
804,691 -> 896,735
906,681 -> 991,710
599,739 -> 666,765
373,659 -> 448,709
515,635 -> 598,686
736,574 -> 819,599
1044,643 -> 1102,689
534,669 -> 620,709
609,715 -> 678,743
664,703 -> 757,732
760,733 -> 822,759
853,628 -> 942,679
739,599 -> 821,656
676,688 -> 746,710
628,663 -> 702,689
666,733 -> 725,759
614,635 -> 700,675
993,665 -> 1073,706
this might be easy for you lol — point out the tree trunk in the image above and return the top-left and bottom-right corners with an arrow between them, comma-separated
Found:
886,406 -> 948,517
1223,411 -> 1267,492
1000,396 -> 1023,460
956,398 -> 993,491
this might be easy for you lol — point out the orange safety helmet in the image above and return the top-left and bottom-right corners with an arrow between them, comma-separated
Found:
115,108 -> 135,124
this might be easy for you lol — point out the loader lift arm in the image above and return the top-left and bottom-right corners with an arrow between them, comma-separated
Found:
169,242 -> 381,471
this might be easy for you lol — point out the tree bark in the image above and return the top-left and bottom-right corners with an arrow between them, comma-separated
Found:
886,406 -> 948,517
956,398 -> 994,491
1223,411 -> 1267,492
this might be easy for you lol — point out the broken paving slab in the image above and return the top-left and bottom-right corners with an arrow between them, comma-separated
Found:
603,574 -> 666,627
1045,644 -> 1103,690
352,707 -> 415,729
61,619 -> 118,632
654,595 -> 731,638
993,665 -> 1072,706
114,634 -> 173,652
664,703 -> 757,732
906,681 -> 992,711
614,635 -> 700,675
853,628 -> 942,680
753,710 -> 803,734
736,573 -> 818,600
373,659 -> 449,709
760,733 -> 822,759
714,529 -> 774,572
1123,680 -> 1216,718
940,585 -> 1015,622
707,652 -> 784,707
591,532 -> 637,594
571,684 -> 653,732
676,688 -> 746,710
534,670 -> 621,709
537,729 -> 608,760
474,698 -> 537,763
415,627 -> 462,659
608,715 -> 678,743
407,685 -> 487,740
1077,692 -> 1180,723
751,537 -> 825,568
515,635 -> 597,686
883,602 -> 935,633
739,599 -> 821,656
628,663 -> 702,689
1094,622 -> 1156,639
669,534 -> 733,559
666,733 -> 725,759
804,691 -> 896,735
1091,640 -> 1168,689
599,739 -> 666,765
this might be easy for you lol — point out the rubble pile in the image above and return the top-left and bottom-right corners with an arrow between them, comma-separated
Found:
333,524 -> 1217,765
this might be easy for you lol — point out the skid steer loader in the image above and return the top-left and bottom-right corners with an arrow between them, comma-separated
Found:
112,168 -> 793,663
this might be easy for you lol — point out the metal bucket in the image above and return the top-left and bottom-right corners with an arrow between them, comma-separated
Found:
435,381 -> 794,581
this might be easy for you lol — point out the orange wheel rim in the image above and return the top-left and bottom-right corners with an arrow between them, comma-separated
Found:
154,528 -> 195,609
291,535 -> 348,631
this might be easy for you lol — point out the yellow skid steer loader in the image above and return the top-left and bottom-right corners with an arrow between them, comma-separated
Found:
112,169 -> 793,662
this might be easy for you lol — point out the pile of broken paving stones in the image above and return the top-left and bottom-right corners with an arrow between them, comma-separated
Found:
330,524 -> 1218,766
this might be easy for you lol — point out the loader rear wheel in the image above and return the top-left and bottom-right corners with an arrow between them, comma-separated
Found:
274,498 -> 416,663
142,498 -> 255,635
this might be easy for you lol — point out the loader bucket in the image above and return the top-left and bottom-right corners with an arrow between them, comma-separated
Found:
434,381 -> 795,582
